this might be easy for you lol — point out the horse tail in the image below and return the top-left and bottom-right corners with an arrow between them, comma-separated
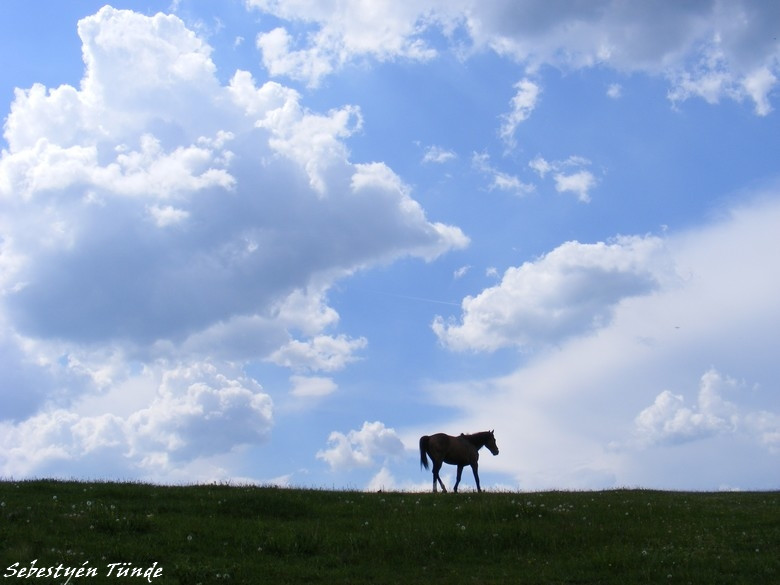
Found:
419,435 -> 430,470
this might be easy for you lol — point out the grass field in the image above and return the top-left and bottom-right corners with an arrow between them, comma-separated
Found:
1,480 -> 777,584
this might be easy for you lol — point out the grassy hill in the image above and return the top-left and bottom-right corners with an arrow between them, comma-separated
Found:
1,480 -> 777,584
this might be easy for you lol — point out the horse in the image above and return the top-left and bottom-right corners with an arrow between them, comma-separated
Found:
419,430 -> 499,493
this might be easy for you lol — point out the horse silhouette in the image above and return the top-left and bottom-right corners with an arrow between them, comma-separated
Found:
419,430 -> 499,493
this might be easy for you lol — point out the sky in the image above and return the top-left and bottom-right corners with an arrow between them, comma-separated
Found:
1,0 -> 779,492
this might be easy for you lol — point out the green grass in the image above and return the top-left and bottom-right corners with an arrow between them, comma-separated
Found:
1,481 -> 777,584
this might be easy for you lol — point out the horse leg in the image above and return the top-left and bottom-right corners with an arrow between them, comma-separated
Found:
453,465 -> 464,493
471,462 -> 481,493
432,460 -> 447,493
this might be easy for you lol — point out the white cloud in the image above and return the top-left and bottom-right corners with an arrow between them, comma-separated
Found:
634,370 -> 740,446
316,420 -> 405,470
434,234 -> 671,352
472,2 -> 779,114
491,172 -> 533,195
422,145 -> 457,164
742,67 -> 777,116
127,363 -> 273,461
271,287 -> 340,336
260,97 -> 363,196
366,465 -> 433,492
247,1 -> 780,114
0,7 -> 463,345
147,204 -> 190,227
250,0 -> 443,87
553,170 -> 597,203
529,155 -> 597,202
289,375 -> 338,397
349,162 -> 470,261
666,36 -> 778,116
666,40 -> 736,108
472,152 -> 535,197
366,466 -> 397,492
606,82 -> 622,99
528,155 -> 553,178
0,362 -> 272,478
453,265 -> 470,279
499,78 -> 541,148
634,369 -> 780,450
267,334 -> 367,372
256,27 -> 335,87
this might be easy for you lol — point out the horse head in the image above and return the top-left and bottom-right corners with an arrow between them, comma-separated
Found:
486,429 -> 499,456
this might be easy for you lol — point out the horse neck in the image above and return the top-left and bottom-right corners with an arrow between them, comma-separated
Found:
464,432 -> 490,450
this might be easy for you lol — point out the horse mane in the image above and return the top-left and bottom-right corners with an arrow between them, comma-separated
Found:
461,430 -> 492,448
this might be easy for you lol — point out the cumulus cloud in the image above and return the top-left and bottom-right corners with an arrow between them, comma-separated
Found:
634,369 -> 779,450
0,363 -> 272,477
0,6 -> 465,478
433,235 -> 672,352
250,0 -> 442,87
634,370 -> 740,446
316,421 -> 405,470
256,27 -> 336,87
248,0 -> 779,114
1,6 -> 465,343
128,363 -> 273,460
367,466 -> 397,492
0,6 -> 463,346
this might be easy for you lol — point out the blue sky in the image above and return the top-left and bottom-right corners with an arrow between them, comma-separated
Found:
1,0 -> 779,491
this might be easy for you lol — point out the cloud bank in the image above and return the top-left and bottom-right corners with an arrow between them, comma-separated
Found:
249,0 -> 779,114
426,194 -> 780,489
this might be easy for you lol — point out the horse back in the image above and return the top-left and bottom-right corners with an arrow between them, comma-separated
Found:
430,433 -> 478,465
